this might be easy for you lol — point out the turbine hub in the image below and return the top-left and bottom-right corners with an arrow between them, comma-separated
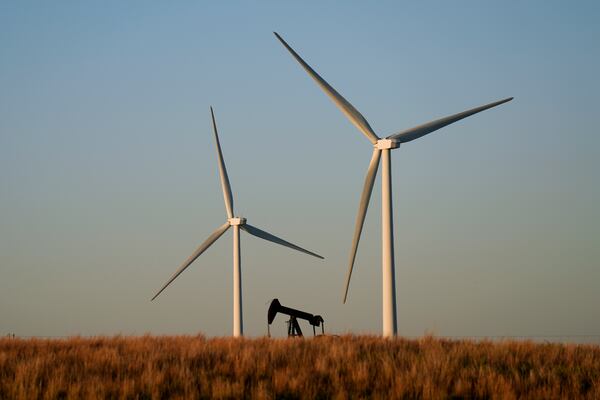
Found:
228,217 -> 246,226
375,139 -> 400,150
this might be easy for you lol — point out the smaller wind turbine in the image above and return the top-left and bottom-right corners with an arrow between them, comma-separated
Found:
275,32 -> 512,337
152,107 -> 323,337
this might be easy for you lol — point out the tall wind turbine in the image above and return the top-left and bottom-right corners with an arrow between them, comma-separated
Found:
274,32 -> 512,337
152,107 -> 323,337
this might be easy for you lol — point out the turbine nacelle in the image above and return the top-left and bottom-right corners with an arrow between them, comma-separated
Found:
375,139 -> 400,150
228,217 -> 246,226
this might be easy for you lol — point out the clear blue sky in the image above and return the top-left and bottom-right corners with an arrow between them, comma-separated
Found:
1,1 -> 599,339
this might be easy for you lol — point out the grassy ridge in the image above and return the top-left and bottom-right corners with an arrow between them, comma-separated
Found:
1,335 -> 599,399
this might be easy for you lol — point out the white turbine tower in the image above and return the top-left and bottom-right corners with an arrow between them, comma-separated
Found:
275,32 -> 512,337
152,107 -> 323,337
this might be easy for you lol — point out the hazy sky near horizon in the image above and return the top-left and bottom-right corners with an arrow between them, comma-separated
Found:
1,1 -> 599,339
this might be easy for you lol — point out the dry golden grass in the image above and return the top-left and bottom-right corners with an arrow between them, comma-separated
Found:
1,335 -> 599,399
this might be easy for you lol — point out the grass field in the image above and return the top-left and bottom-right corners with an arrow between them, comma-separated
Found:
1,335 -> 599,399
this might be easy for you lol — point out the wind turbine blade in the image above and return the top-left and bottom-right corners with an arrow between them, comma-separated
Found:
241,223 -> 324,260
151,222 -> 230,301
210,107 -> 234,218
343,149 -> 381,303
388,97 -> 513,144
274,32 -> 379,144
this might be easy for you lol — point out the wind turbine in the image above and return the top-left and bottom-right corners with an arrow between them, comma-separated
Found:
151,107 -> 323,337
274,32 -> 512,337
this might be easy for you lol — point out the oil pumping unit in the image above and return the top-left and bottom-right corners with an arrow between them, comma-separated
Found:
267,298 -> 324,337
